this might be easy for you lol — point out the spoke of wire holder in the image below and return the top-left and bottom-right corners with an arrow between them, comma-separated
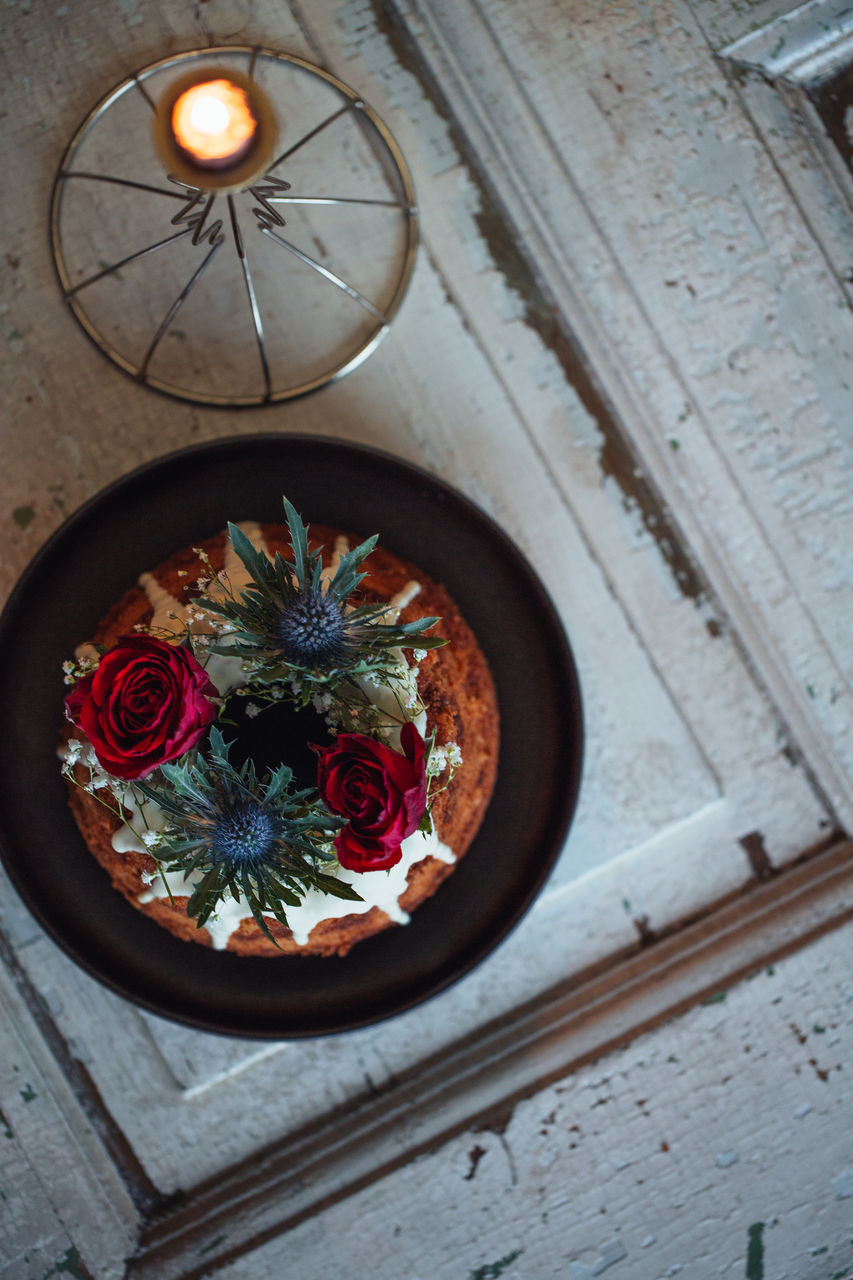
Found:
139,238 -> 222,378
132,73 -> 157,113
228,195 -> 271,401
258,226 -> 387,321
267,194 -> 410,209
65,227 -> 194,299
267,103 -> 352,173
60,171 -> 189,200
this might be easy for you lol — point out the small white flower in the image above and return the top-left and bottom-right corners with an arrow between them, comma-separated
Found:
140,830 -> 160,849
414,649 -> 428,662
65,738 -> 83,765
245,702 -> 261,719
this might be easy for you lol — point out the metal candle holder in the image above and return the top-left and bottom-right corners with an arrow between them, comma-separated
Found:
50,47 -> 418,406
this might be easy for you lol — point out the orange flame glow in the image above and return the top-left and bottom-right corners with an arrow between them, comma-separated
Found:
170,79 -> 258,165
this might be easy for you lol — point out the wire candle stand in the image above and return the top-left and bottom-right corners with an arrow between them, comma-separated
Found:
50,47 -> 418,406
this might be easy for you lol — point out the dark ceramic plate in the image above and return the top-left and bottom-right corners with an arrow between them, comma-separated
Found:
0,436 -> 583,1037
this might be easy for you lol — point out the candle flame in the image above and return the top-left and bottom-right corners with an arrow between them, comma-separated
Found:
171,79 -> 257,163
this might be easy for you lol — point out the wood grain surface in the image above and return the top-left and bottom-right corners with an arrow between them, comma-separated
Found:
1,0 -> 851,1274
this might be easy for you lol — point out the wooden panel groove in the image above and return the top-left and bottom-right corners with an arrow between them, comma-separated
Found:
0,927 -> 166,1222
127,840 -> 853,1277
363,0 -> 716,616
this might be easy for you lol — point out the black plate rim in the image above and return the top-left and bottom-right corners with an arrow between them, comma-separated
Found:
0,434 -> 583,1038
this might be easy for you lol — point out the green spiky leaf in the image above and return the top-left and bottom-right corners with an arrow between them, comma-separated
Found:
138,733 -> 355,949
192,499 -> 448,701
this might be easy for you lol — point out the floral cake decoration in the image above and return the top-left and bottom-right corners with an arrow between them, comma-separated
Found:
61,500 -> 461,948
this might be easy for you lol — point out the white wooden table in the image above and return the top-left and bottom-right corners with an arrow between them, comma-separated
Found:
1,1 -> 852,1276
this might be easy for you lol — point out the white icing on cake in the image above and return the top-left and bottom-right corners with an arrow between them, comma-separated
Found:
136,820 -> 455,950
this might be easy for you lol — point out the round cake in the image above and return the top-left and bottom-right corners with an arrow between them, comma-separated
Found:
61,503 -> 498,957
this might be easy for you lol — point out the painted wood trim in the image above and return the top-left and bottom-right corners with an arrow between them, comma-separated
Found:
127,839 -> 853,1278
720,0 -> 853,80
718,8 -> 853,302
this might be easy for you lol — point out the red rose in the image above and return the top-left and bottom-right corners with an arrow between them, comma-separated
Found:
65,635 -> 218,780
314,722 -> 428,872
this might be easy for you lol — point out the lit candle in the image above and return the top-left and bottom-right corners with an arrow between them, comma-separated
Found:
154,67 -> 276,192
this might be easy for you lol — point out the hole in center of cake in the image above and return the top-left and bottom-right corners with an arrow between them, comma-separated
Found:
226,696 -> 334,788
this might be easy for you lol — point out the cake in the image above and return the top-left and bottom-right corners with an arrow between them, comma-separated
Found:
60,500 -> 498,956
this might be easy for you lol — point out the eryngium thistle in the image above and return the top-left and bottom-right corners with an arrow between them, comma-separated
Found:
197,499 -> 446,681
274,589 -> 348,668
212,799 -> 277,867
136,727 -> 360,947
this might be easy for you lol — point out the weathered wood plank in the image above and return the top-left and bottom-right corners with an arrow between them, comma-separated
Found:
0,940 -> 139,1278
130,860 -> 853,1277
300,0 -> 836,858
376,0 -> 853,825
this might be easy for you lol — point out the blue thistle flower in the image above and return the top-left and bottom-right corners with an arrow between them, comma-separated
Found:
197,499 -> 446,683
211,798 -> 278,867
274,589 -> 348,667
135,727 -> 360,948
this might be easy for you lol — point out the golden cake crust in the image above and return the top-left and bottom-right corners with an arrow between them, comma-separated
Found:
65,523 -> 498,956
